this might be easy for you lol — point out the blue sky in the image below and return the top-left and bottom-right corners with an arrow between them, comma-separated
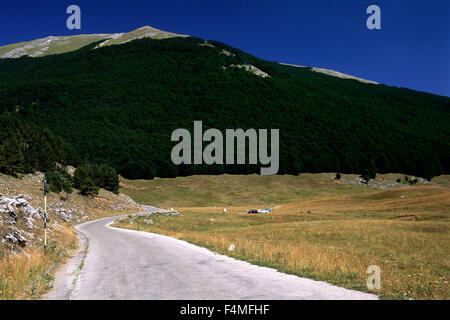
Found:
1,0 -> 448,96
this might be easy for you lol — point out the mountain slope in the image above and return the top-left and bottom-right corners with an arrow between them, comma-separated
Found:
0,34 -> 448,180
279,63 -> 378,84
0,26 -> 187,58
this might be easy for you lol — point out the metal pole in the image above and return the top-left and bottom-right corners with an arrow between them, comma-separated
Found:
44,179 -> 47,251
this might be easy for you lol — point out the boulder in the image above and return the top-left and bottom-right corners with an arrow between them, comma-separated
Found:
4,231 -> 27,247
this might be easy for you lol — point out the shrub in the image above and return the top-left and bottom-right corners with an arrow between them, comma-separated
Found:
79,177 -> 99,196
360,169 -> 376,184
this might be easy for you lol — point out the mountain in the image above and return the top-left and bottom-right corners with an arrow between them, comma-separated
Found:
0,27 -> 448,180
0,26 -> 187,58
1,26 -> 374,84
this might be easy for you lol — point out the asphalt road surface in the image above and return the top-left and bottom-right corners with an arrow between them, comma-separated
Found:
44,206 -> 377,300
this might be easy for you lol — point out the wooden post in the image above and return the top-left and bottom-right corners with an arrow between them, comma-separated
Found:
44,179 -> 48,251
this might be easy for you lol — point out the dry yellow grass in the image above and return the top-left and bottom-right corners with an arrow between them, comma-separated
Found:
117,175 -> 450,300
0,226 -> 77,300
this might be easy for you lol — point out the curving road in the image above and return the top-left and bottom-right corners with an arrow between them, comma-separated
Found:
44,206 -> 377,300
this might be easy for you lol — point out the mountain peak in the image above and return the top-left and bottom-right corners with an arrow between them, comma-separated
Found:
95,25 -> 188,49
136,26 -> 157,30
0,26 -> 188,59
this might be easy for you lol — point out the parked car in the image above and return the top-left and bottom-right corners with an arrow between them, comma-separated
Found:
247,208 -> 273,214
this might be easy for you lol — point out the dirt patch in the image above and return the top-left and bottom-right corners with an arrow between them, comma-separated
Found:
119,182 -> 162,190
94,197 -> 112,203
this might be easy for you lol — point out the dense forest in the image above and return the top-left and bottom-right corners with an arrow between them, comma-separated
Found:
0,112 -> 119,195
0,37 -> 448,180
0,112 -> 77,175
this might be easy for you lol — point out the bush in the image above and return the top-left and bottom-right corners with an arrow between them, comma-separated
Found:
360,169 -> 376,184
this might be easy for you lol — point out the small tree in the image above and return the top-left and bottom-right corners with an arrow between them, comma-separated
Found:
334,172 -> 342,180
62,177 -> 73,198
74,163 -> 95,190
79,178 -> 99,196
45,171 -> 64,193
45,169 -> 73,196
94,164 -> 119,194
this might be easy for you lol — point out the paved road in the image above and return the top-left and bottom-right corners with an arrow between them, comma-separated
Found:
44,206 -> 377,300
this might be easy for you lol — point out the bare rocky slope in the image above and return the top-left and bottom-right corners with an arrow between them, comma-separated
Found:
0,26 -> 187,59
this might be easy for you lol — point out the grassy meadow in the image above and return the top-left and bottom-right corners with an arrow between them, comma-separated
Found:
118,173 -> 450,299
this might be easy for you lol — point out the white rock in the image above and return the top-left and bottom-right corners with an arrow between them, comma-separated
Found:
4,231 -> 27,247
